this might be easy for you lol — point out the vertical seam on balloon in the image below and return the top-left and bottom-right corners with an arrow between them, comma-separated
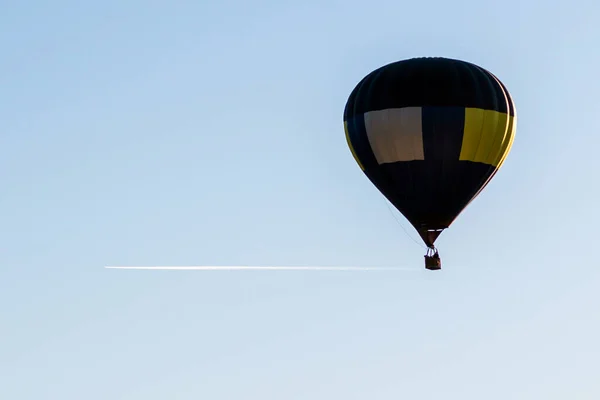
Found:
495,115 -> 508,167
406,69 -> 418,211
470,112 -> 487,164
438,110 -> 446,220
463,63 -> 486,164
485,72 -> 510,167
496,116 -> 516,169
447,61 -> 466,219
473,65 -> 498,176
353,69 -> 378,171
488,72 -> 516,168
481,111 -> 500,166
445,60 -> 464,224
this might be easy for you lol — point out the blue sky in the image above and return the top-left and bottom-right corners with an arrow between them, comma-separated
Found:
1,0 -> 599,398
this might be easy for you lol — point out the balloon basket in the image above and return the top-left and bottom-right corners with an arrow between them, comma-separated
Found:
424,247 -> 442,271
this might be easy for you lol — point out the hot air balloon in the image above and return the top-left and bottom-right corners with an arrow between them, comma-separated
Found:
343,57 -> 516,270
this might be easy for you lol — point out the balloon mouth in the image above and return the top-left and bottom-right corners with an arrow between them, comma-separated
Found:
417,227 -> 445,248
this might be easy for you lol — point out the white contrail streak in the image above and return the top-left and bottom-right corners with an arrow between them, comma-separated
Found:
104,266 -> 416,271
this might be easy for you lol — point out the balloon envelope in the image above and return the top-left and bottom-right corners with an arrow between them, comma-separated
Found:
343,57 -> 516,247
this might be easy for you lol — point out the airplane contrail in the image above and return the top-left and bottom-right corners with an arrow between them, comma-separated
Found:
104,265 -> 416,271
